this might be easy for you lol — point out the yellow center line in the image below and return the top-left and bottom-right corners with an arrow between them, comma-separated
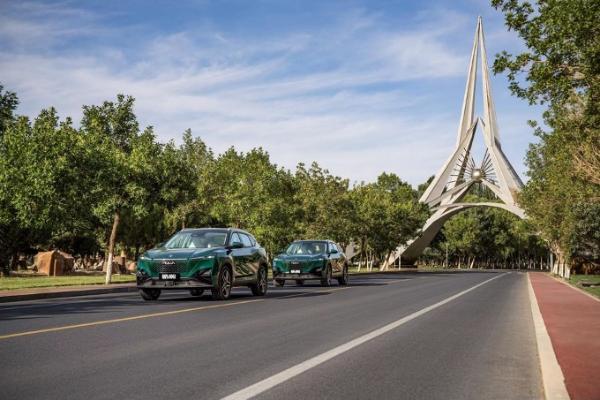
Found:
0,299 -> 262,340
0,286 -> 353,340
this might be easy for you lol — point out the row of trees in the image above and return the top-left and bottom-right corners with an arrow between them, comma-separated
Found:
492,0 -> 600,276
0,89 -> 432,280
422,188 -> 548,269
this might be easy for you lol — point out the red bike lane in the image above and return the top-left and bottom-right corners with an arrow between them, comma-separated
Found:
530,273 -> 600,400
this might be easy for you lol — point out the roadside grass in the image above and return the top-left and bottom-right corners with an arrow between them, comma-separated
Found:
0,275 -> 136,291
568,274 -> 600,298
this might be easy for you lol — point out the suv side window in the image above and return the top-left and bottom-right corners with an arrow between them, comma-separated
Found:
249,235 -> 257,246
229,232 -> 242,246
240,233 -> 253,248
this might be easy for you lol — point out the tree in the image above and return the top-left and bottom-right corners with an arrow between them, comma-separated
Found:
349,173 -> 427,269
0,105 -> 98,273
493,0 -> 600,276
81,95 -> 159,283
294,162 -> 355,247
0,85 -> 19,274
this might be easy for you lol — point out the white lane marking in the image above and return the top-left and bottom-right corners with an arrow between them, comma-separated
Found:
221,273 -> 506,400
527,274 -> 570,400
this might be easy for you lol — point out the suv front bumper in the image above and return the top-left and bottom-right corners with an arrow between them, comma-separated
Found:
137,277 -> 213,290
273,271 -> 324,280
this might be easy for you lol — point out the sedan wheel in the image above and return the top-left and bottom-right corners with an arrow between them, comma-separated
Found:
211,266 -> 232,300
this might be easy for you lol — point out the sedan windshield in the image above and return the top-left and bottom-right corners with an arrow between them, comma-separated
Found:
164,231 -> 227,249
285,241 -> 327,255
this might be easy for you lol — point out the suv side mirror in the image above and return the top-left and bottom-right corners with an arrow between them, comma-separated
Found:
227,241 -> 244,249
329,248 -> 338,254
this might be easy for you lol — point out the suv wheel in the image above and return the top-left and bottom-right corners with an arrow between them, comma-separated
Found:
250,265 -> 268,296
212,265 -> 232,300
320,265 -> 332,287
190,289 -> 204,297
337,264 -> 349,286
139,288 -> 161,301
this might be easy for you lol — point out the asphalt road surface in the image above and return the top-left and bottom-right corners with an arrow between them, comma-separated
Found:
0,271 -> 543,400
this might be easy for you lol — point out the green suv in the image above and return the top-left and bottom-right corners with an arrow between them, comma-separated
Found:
272,240 -> 348,287
136,228 -> 269,301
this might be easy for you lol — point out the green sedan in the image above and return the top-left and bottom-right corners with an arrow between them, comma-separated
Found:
272,240 -> 349,287
136,228 -> 269,301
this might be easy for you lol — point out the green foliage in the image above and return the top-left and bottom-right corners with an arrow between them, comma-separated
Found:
492,0 -> 599,108
350,173 -> 428,262
493,0 -> 600,270
0,85 -> 18,139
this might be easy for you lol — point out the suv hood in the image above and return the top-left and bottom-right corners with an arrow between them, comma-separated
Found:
144,247 -> 220,260
277,254 -> 326,262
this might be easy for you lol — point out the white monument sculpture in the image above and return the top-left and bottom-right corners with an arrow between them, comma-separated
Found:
393,17 -> 525,265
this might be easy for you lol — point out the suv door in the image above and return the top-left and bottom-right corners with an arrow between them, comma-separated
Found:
229,232 -> 249,278
328,242 -> 342,274
240,233 -> 260,277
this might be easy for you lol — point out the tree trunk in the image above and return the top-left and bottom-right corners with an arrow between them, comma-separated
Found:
104,212 -> 120,285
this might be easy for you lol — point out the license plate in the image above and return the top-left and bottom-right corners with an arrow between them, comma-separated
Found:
290,269 -> 301,274
159,273 -> 179,280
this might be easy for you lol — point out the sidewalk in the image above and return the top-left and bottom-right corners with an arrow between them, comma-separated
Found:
0,283 -> 137,303
530,273 -> 600,400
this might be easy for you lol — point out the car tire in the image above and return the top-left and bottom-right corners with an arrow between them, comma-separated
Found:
190,289 -> 204,297
275,279 -> 285,287
139,288 -> 161,301
211,265 -> 232,300
250,265 -> 268,296
337,264 -> 349,286
295,280 -> 304,286
320,265 -> 332,287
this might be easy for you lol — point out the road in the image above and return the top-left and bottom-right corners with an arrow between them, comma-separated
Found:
0,271 -> 543,400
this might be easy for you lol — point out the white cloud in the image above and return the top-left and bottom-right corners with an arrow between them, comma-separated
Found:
0,2 -> 538,186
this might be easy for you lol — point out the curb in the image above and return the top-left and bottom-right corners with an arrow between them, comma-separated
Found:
0,286 -> 138,303
527,273 -> 570,400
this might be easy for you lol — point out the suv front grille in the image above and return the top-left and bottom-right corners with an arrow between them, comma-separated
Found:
157,262 -> 188,274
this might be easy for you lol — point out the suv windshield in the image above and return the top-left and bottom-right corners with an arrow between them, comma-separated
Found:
285,241 -> 327,255
164,230 -> 227,249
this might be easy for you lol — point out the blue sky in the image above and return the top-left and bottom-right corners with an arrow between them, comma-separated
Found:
0,0 -> 542,186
